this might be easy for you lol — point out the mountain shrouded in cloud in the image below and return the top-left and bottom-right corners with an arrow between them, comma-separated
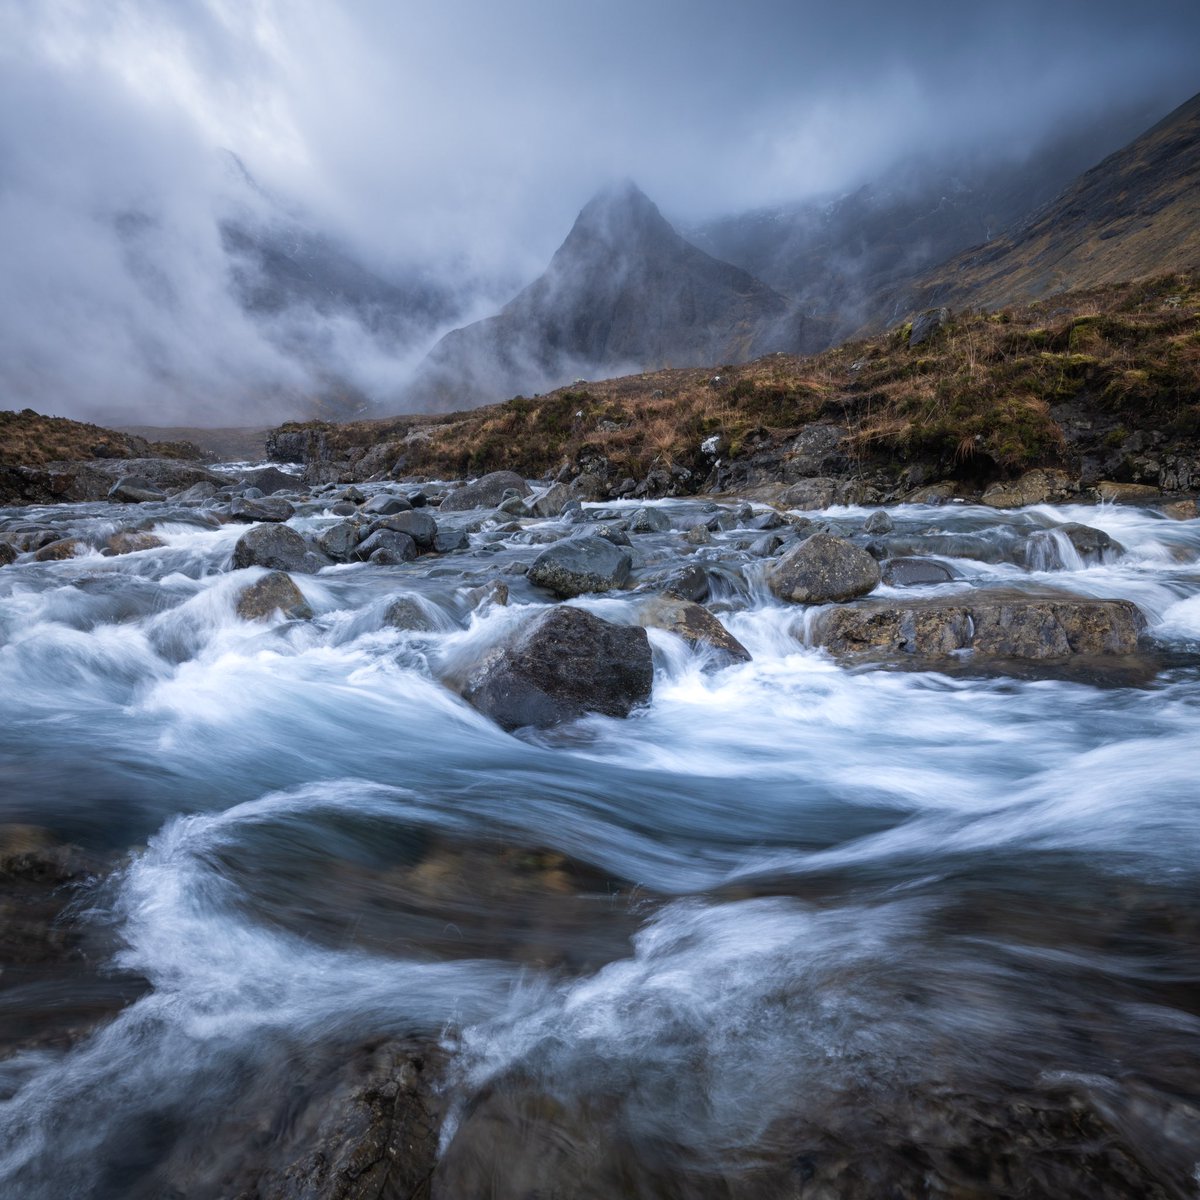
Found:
1,0 -> 1198,424
408,183 -> 789,408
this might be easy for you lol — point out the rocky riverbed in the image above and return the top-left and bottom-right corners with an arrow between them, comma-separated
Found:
2,465 -> 1200,1197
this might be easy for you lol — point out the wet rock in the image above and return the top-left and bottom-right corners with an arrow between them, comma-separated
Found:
908,305 -> 950,347
171,481 -> 218,504
462,606 -> 653,729
1026,522 -> 1124,569
370,509 -> 437,548
863,510 -> 894,534
232,524 -> 316,574
382,594 -> 437,632
750,532 -> 785,557
104,530 -> 166,556
241,466 -> 300,495
463,580 -> 509,610
628,507 -> 672,533
439,471 -> 531,512
361,493 -> 412,516
746,509 -> 784,531
881,557 -> 957,587
638,595 -> 751,664
778,477 -> 875,510
108,475 -> 166,503
0,541 -> 16,566
328,500 -> 358,517
1098,480 -> 1161,503
982,469 -> 1076,509
768,533 -> 881,604
497,490 -> 528,515
902,481 -> 957,505
814,595 -> 1145,660
590,524 -> 631,547
527,536 -> 632,598
660,563 -> 710,602
235,571 -> 313,621
406,490 -> 428,507
338,486 -> 366,503
316,521 -> 361,561
354,529 -> 417,564
527,482 -> 571,518
433,527 -> 468,553
229,495 -> 296,523
1163,499 -> 1198,520
33,537 -> 89,562
684,524 -> 712,545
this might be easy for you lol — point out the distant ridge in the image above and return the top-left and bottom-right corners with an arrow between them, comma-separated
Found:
408,182 -> 790,409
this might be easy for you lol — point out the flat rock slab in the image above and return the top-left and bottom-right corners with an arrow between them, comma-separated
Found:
813,594 -> 1145,660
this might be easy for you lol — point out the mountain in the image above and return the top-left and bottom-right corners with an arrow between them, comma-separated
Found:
690,102 -> 1167,351
898,90 -> 1200,314
408,183 -> 790,409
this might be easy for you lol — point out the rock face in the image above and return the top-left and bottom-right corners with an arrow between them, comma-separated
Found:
767,533 -> 881,604
235,571 -> 313,621
527,536 -> 632,598
638,595 -> 751,664
438,472 -> 532,512
463,606 -> 653,729
813,595 -> 1145,660
231,524 -> 316,573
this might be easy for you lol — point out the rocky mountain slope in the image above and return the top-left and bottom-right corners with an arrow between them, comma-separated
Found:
408,183 -> 790,409
898,90 -> 1200,314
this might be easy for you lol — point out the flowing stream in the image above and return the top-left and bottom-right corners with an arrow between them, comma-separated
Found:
2,484 -> 1200,1197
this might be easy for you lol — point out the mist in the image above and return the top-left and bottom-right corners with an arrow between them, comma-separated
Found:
1,0 -> 1198,426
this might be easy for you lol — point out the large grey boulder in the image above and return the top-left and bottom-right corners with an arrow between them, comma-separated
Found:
354,529 -> 417,564
439,472 -> 531,512
108,476 -> 166,504
235,571 -> 313,621
526,482 -> 571,518
628,507 -> 672,533
813,595 -> 1145,660
462,606 -> 653,730
370,510 -> 438,548
231,524 -> 316,573
316,521 -> 361,561
229,495 -> 296,523
527,536 -> 632,598
638,595 -> 751,664
361,493 -> 413,516
240,466 -> 300,495
767,533 -> 881,604
908,306 -> 950,348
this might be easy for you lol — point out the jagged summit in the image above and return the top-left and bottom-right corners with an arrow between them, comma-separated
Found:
409,182 -> 789,409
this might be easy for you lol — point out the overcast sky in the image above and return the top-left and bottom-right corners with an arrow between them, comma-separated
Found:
1,0 -> 1198,423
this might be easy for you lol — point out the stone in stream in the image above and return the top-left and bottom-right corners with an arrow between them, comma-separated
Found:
767,532 -> 880,604
1025,522 -> 1124,570
231,524 -> 318,573
981,468 -> 1076,509
0,541 -> 17,566
462,606 -> 652,730
369,509 -> 438,548
813,595 -> 1145,660
527,536 -> 631,598
628,507 -> 672,533
361,492 -> 412,516
433,526 -> 468,553
33,536 -> 89,561
1097,480 -> 1160,503
228,495 -> 296,523
235,571 -> 313,621
170,481 -> 218,504
638,595 -> 751,664
355,529 -> 418,564
881,557 -> 957,586
240,466 -> 299,495
684,524 -> 712,545
863,509 -> 894,534
107,476 -> 166,504
316,520 -> 361,561
439,471 -> 531,512
104,530 -> 166,556
382,594 -> 438,632
526,482 -> 571,518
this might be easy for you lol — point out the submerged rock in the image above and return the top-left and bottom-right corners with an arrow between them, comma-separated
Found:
527,536 -> 632,598
235,571 -> 313,621
463,606 -> 653,729
33,537 -> 89,562
1026,522 -> 1124,569
814,595 -> 1145,660
767,533 -> 880,604
638,595 -> 751,664
881,557 -> 957,587
439,471 -> 531,512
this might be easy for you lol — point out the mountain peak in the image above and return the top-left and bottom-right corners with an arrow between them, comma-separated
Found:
566,180 -> 674,246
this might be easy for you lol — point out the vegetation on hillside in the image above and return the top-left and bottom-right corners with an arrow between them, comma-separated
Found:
0,409 -> 204,467
275,272 -> 1200,485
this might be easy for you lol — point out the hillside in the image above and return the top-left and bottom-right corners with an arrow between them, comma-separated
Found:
408,183 -> 790,409
900,91 -> 1200,314
0,410 -> 204,467
270,272 -> 1200,499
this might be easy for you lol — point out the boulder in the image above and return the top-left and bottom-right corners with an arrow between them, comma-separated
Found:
981,469 -> 1076,509
108,476 -> 166,504
638,596 -> 751,664
33,537 -> 89,562
813,595 -> 1145,660
382,595 -> 437,632
228,495 -> 296,523
1098,480 -> 1160,503
371,510 -> 438,548
439,472 -> 532,512
328,500 -> 358,517
863,510 -> 894,534
105,530 -> 166,556
354,529 -> 418,564
881,557 -> 957,587
235,571 -> 313,621
0,542 -> 16,566
628,507 -> 672,533
433,527 -> 468,553
1025,523 -> 1124,570
777,477 -> 875,510
1163,499 -> 1198,520
527,536 -> 632,598
684,524 -> 712,545
767,533 -> 881,604
316,520 -> 361,561
241,466 -> 300,495
462,607 -> 653,729
527,482 -> 571,518
908,306 -> 951,348
362,493 -> 413,516
171,481 -> 218,504
231,524 -> 316,574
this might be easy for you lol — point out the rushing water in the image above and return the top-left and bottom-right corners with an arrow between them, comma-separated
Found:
2,485 -> 1200,1197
